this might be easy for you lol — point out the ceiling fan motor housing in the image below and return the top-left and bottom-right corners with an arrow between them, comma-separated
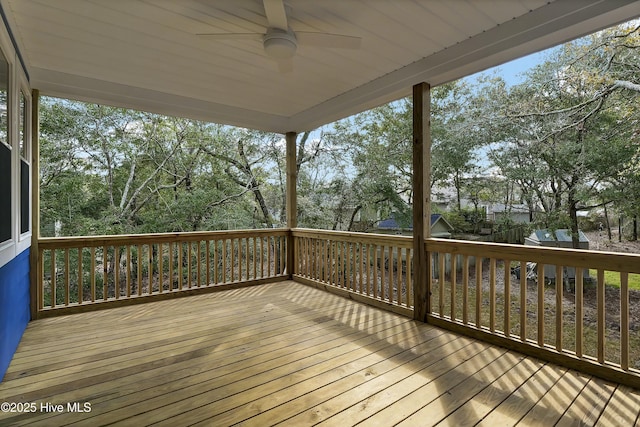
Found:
263,28 -> 297,59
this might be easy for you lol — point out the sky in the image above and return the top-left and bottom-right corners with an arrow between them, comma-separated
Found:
478,49 -> 552,87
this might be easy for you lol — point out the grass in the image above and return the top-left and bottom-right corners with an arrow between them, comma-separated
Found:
589,270 -> 640,290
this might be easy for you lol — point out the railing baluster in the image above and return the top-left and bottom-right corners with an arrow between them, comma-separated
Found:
115,246 -> 120,299
188,241 -> 193,287
64,248 -> 70,306
306,237 -> 311,277
322,240 -> 327,283
103,246 -> 108,301
260,237 -> 266,277
358,244 -> 363,295
489,258 -> 496,332
127,245 -> 132,296
556,264 -> 563,351
597,269 -> 605,364
438,253 -> 445,316
575,267 -> 583,357
337,241 -> 342,287
299,237 -> 304,277
148,244 -> 153,293
373,244 -> 378,299
462,255 -> 469,325
39,248 -> 45,310
168,243 -> 173,291
267,237 -> 272,277
137,245 -> 143,295
78,248 -> 83,304
312,238 -> 317,279
388,245 -> 393,302
198,240 -> 202,286
205,240 -> 211,285
278,235 -> 282,277
347,242 -> 353,291
397,247 -> 402,305
537,262 -> 546,347
475,259 -> 482,328
244,238 -> 249,280
213,240 -> 219,283
380,245 -> 386,300
365,244 -> 371,296
451,254 -> 457,321
621,271 -> 630,371
253,237 -> 257,279
158,243 -> 163,293
504,259 -> 511,337
222,239 -> 227,283
316,238 -> 321,281
91,247 -> 95,302
407,248 -> 413,308
520,260 -> 526,342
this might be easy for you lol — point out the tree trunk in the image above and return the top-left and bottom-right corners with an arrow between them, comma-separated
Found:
603,201 -> 612,241
347,205 -> 362,231
619,216 -> 623,242
454,172 -> 461,211
568,191 -> 580,249
633,215 -> 638,241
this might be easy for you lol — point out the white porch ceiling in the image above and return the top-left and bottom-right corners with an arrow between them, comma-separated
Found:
2,0 -> 639,133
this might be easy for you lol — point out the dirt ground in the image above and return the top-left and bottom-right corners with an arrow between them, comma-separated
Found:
584,229 -> 640,254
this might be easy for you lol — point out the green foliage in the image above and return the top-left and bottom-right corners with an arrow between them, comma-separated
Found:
39,22 -> 640,242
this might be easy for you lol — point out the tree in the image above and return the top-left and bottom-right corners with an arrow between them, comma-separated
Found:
490,22 -> 640,247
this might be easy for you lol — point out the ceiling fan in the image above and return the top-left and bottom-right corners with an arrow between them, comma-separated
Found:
197,0 -> 362,73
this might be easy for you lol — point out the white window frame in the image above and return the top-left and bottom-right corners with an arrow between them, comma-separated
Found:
0,16 -> 31,268
16,74 -> 31,253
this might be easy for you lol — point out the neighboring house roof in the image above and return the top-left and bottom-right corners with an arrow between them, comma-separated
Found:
529,229 -> 589,243
377,214 -> 453,231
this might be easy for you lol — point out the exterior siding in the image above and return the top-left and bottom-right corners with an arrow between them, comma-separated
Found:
0,248 -> 30,381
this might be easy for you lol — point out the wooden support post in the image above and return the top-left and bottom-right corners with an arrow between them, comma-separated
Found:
29,89 -> 40,320
285,131 -> 297,278
413,82 -> 431,322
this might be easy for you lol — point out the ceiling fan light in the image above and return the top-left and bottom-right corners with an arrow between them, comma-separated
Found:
263,29 -> 297,59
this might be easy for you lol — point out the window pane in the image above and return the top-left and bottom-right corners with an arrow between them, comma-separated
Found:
0,49 -> 8,242
0,49 -> 6,148
19,90 -> 26,158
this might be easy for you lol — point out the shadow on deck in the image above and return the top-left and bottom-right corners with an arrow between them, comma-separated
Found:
1,280 -> 639,426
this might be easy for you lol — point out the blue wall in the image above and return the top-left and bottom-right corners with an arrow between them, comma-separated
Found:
0,248 -> 30,381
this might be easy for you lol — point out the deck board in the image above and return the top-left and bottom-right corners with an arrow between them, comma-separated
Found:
0,280 -> 638,426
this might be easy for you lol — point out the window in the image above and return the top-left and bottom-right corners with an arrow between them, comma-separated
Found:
0,48 -> 9,243
19,90 -> 29,234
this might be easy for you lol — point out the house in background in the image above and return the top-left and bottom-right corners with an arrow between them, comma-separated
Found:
377,213 -> 454,238
486,203 -> 532,224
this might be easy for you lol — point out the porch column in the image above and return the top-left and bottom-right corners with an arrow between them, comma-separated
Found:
30,89 -> 40,320
412,82 -> 431,322
285,131 -> 297,278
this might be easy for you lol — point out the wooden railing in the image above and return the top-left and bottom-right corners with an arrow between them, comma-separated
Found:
292,229 -> 414,316
425,238 -> 640,387
36,229 -> 288,316
33,226 -> 640,386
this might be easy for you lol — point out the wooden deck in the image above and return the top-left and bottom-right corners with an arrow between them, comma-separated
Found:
1,281 -> 639,426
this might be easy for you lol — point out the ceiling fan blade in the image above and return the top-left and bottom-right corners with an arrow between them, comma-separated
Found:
295,32 -> 361,49
263,0 -> 288,30
197,32 -> 262,40
277,58 -> 294,73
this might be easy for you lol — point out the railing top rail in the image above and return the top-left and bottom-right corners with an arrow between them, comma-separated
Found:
38,228 -> 289,249
427,237 -> 640,274
292,228 -> 413,248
